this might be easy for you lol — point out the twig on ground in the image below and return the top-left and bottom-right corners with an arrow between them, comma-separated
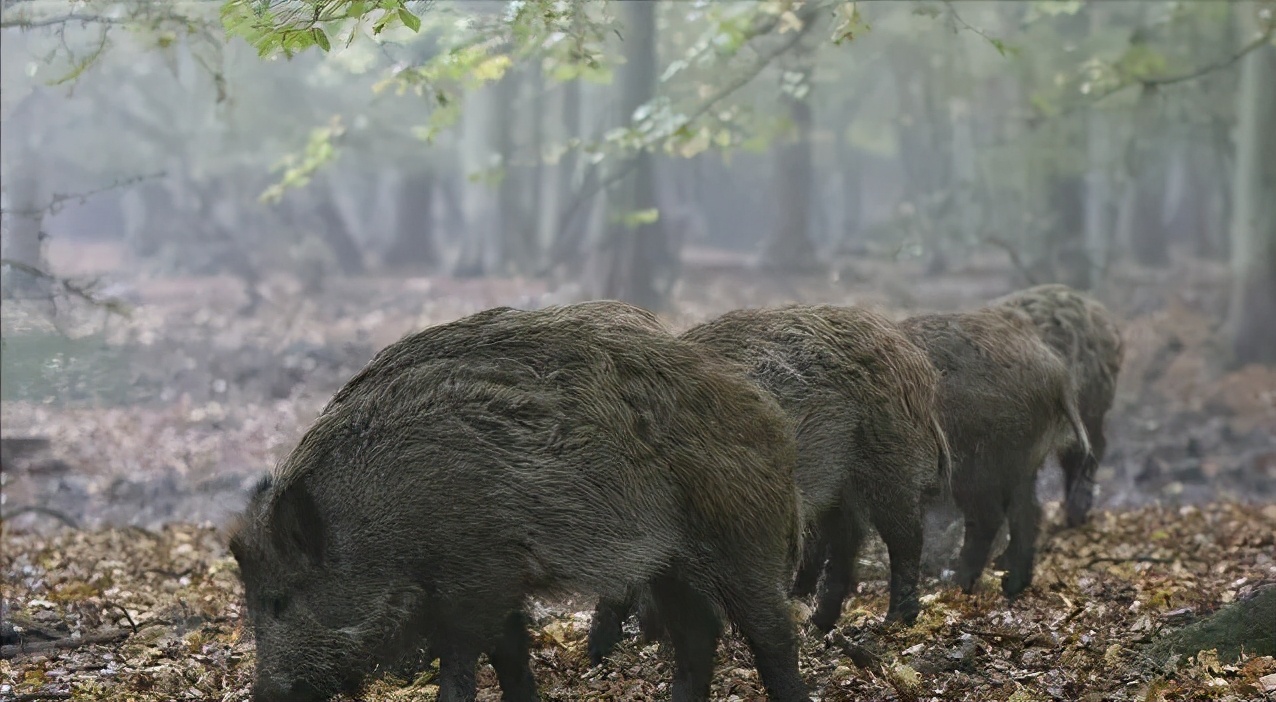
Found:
102,602 -> 139,635
143,567 -> 196,580
11,693 -> 74,702
825,628 -> 885,669
963,628 -> 1026,642
0,628 -> 130,660
1086,556 -> 1181,568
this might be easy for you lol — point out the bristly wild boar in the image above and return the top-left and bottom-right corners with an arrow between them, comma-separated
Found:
899,307 -> 1092,598
992,284 -> 1124,528
228,301 -> 810,702
589,304 -> 951,659
682,306 -> 951,632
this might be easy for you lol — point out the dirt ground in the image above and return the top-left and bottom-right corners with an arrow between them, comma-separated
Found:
2,243 -> 1274,701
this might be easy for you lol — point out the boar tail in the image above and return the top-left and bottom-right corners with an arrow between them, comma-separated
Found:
1063,393 -> 1093,461
932,413 -> 954,496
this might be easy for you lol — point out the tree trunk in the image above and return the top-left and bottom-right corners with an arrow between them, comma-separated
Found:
0,159 -> 48,297
834,135 -> 865,253
385,170 -> 439,271
1083,108 -> 1117,286
454,79 -> 501,278
1164,141 -> 1213,259
764,49 -> 818,272
892,48 -> 954,271
310,175 -> 366,275
1,89 -> 52,297
539,79 -> 580,270
1047,170 -> 1090,289
1081,3 -> 1118,287
591,0 -> 674,309
493,69 -> 529,274
1225,5 -> 1276,366
527,61 -> 548,270
950,97 -> 978,251
1205,117 -> 1234,261
1126,87 -> 1171,267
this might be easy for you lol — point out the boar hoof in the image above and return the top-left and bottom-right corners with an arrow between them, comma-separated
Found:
885,601 -> 920,627
1001,571 -> 1032,599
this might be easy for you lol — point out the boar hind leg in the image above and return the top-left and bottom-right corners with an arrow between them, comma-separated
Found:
489,611 -> 539,702
955,501 -> 1004,594
811,508 -> 861,634
791,527 -> 828,599
1062,415 -> 1106,528
864,477 -> 924,625
635,587 -> 668,643
587,591 -> 635,666
1001,478 -> 1042,598
648,574 -> 721,702
877,499 -> 924,625
723,577 -> 810,702
437,645 -> 480,702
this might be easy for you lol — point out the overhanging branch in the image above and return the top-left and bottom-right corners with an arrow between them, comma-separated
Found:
0,172 -> 165,218
0,13 -> 132,30
545,2 -> 829,269
1043,23 -> 1275,125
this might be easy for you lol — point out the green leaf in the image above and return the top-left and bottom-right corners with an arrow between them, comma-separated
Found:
259,116 -> 346,203
614,208 -> 661,228
398,7 -> 422,33
912,3 -> 943,19
1032,0 -> 1084,17
345,1 -> 369,19
1116,43 -> 1169,81
472,55 -> 513,83
312,28 -> 331,52
831,2 -> 870,45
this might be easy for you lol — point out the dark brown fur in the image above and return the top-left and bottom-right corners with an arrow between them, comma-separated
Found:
588,304 -> 950,658
899,307 -> 1092,597
992,284 -> 1124,527
228,301 -> 809,702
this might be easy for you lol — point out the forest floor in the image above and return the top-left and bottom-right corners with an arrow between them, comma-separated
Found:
2,245 -> 1275,701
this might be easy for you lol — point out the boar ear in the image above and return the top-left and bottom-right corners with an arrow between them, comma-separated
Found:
270,480 -> 326,566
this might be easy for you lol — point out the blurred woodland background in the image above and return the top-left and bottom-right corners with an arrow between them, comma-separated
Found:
2,3 -> 1276,700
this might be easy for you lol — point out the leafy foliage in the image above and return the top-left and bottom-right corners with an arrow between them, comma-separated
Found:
219,0 -> 426,58
259,115 -> 347,203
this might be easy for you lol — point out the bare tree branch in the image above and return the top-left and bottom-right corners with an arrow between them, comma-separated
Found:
0,13 -> 132,30
0,260 -> 132,316
544,2 -> 829,272
1138,24 -> 1274,88
982,236 -> 1040,287
0,171 -> 165,218
1043,22 -> 1276,125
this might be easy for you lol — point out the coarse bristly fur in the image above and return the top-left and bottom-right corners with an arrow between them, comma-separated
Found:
991,284 -> 1125,528
898,305 -> 1093,599
588,303 -> 952,659
227,300 -> 810,702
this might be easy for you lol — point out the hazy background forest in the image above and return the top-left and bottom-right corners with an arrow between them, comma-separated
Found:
1,1 -> 1274,700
